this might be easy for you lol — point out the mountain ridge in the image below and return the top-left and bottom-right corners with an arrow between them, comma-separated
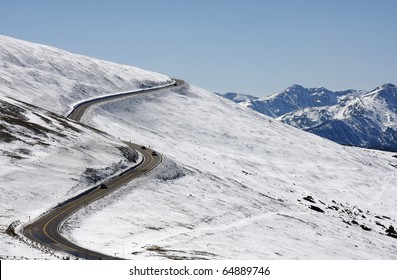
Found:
219,83 -> 397,151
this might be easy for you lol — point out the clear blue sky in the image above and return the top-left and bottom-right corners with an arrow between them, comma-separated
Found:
1,0 -> 396,96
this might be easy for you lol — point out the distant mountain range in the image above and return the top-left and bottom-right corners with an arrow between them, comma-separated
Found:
218,83 -> 397,152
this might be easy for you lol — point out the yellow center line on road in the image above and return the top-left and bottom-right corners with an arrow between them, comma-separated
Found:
42,154 -> 152,239
24,80 -> 182,259
40,151 -> 160,256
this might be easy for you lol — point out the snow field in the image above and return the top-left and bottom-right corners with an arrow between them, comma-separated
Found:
68,84 -> 397,259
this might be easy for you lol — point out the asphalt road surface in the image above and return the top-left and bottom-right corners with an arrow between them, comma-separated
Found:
67,80 -> 182,121
23,80 -> 184,259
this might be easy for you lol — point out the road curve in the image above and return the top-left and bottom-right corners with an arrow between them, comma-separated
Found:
23,79 -> 184,259
67,79 -> 183,121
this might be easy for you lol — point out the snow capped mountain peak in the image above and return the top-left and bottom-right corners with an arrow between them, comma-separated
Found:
244,85 -> 341,118
367,83 -> 397,102
369,83 -> 396,94
282,85 -> 313,99
220,83 -> 397,151
286,84 -> 306,92
378,83 -> 396,90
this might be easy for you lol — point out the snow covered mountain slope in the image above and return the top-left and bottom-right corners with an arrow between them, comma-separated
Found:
220,84 -> 397,151
281,84 -> 397,151
219,85 -> 361,118
65,84 -> 397,259
0,35 -> 171,115
0,35 -> 171,258
0,35 -> 169,259
217,92 -> 258,104
0,96 -> 140,259
1,36 -> 396,260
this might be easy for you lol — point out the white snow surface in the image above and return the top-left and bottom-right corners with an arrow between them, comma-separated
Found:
1,36 -> 397,260
0,96 -> 142,259
0,35 -> 171,115
0,35 -> 165,259
66,84 -> 397,259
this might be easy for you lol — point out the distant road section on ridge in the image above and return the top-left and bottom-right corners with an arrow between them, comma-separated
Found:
68,80 -> 183,121
23,79 -> 185,259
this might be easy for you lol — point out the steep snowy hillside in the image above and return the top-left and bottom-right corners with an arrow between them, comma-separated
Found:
0,35 -> 172,115
0,36 -> 170,259
63,84 -> 397,259
1,36 -> 396,260
0,96 -> 141,259
281,84 -> 397,151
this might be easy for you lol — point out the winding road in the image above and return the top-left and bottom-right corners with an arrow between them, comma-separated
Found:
23,79 -> 184,259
